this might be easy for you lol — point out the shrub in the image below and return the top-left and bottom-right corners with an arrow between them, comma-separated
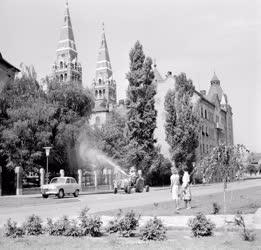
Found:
22,215 -> 43,236
212,202 -> 221,215
118,211 -> 140,237
106,210 -> 140,237
4,218 -> 24,238
140,217 -> 167,241
46,216 -> 72,236
234,212 -> 255,241
188,212 -> 215,237
78,207 -> 103,237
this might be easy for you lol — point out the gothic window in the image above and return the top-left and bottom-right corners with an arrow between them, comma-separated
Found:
95,90 -> 98,97
205,110 -> 207,119
201,107 -> 204,117
99,90 -> 102,97
60,61 -> 63,69
103,89 -> 105,95
64,73 -> 67,81
60,74 -> 63,81
99,79 -> 102,85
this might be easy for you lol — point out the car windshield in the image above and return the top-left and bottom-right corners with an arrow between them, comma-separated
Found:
50,178 -> 65,184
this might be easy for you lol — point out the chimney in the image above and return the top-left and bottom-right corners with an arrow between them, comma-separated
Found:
200,90 -> 206,96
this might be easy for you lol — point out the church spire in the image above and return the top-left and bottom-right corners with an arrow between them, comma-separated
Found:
95,23 -> 112,79
52,1 -> 82,85
57,0 -> 77,55
92,24 -> 116,110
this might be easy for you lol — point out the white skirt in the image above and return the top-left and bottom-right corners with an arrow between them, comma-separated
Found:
172,185 -> 179,200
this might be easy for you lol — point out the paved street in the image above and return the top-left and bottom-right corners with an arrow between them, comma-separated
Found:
0,179 -> 260,226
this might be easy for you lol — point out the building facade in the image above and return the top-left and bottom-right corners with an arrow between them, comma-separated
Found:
89,25 -> 117,127
154,67 -> 234,161
0,52 -> 19,93
52,1 -> 82,85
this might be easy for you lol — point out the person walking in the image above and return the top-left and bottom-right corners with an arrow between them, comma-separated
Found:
170,165 -> 180,212
182,166 -> 192,209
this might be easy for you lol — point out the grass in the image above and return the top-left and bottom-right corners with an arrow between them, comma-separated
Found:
0,229 -> 261,250
95,186 -> 261,216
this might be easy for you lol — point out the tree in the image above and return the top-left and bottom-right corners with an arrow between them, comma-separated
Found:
95,110 -> 129,169
164,73 -> 200,172
0,69 -> 94,176
125,41 -> 157,175
196,144 -> 249,213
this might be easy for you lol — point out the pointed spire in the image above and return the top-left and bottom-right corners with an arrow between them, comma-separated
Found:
96,23 -> 112,79
211,72 -> 220,83
57,0 -> 77,54
153,59 -> 164,82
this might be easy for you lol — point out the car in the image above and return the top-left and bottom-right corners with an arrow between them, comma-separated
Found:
41,177 -> 81,199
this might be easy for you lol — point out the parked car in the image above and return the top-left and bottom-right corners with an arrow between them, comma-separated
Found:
41,177 -> 81,199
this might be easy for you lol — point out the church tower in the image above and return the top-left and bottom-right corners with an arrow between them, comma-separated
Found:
92,24 -> 117,109
52,1 -> 82,85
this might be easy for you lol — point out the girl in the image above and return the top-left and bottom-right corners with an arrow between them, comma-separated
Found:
170,166 -> 180,212
182,167 -> 192,209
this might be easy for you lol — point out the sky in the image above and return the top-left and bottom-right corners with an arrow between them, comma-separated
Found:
0,0 -> 260,152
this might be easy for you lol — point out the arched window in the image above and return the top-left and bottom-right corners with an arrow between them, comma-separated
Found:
99,90 -> 102,97
98,79 -> 102,85
95,90 -> 98,97
60,61 -> 63,69
60,74 -> 63,81
205,110 -> 207,119
103,89 -> 105,95
64,73 -> 67,81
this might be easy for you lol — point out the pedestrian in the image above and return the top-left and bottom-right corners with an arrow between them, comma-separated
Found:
182,166 -> 192,209
170,165 -> 180,212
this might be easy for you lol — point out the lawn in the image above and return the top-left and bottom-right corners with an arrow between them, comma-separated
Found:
0,230 -> 261,250
95,185 -> 261,216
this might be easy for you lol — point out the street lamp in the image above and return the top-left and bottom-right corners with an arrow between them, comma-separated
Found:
43,146 -> 52,184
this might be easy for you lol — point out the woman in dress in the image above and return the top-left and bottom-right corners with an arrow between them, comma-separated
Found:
182,166 -> 192,209
170,165 -> 180,212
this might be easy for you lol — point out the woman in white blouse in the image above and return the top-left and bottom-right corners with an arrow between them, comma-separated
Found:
170,165 -> 180,212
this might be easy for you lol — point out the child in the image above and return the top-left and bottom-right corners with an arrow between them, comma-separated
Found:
182,167 -> 191,209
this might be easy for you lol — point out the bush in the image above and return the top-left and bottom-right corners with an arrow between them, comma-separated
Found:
106,210 -> 140,237
188,212 -> 215,237
212,202 -> 221,215
22,215 -> 43,236
4,219 -> 24,238
140,217 -> 167,241
234,212 -> 255,241
78,207 -> 103,237
46,216 -> 73,236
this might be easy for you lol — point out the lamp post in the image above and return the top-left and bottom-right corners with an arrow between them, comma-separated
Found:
43,147 -> 52,184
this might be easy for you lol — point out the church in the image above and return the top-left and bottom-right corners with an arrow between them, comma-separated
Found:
52,1 -> 234,162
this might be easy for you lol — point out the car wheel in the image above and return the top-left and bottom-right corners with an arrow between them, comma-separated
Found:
58,189 -> 64,199
42,194 -> 48,199
114,187 -> 118,194
73,189 -> 79,197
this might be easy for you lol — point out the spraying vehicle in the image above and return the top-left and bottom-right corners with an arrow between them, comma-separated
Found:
113,166 -> 150,194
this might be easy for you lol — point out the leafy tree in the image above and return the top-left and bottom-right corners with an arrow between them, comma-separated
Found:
196,144 -> 249,213
125,41 -> 157,174
0,68 -> 94,177
164,73 -> 200,172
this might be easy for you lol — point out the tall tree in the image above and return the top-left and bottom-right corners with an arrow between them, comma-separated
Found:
125,41 -> 157,174
164,73 -> 200,172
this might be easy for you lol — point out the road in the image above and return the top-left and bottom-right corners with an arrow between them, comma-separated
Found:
0,178 -> 260,226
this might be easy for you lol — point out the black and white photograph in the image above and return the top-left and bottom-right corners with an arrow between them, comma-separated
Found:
0,0 -> 260,249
